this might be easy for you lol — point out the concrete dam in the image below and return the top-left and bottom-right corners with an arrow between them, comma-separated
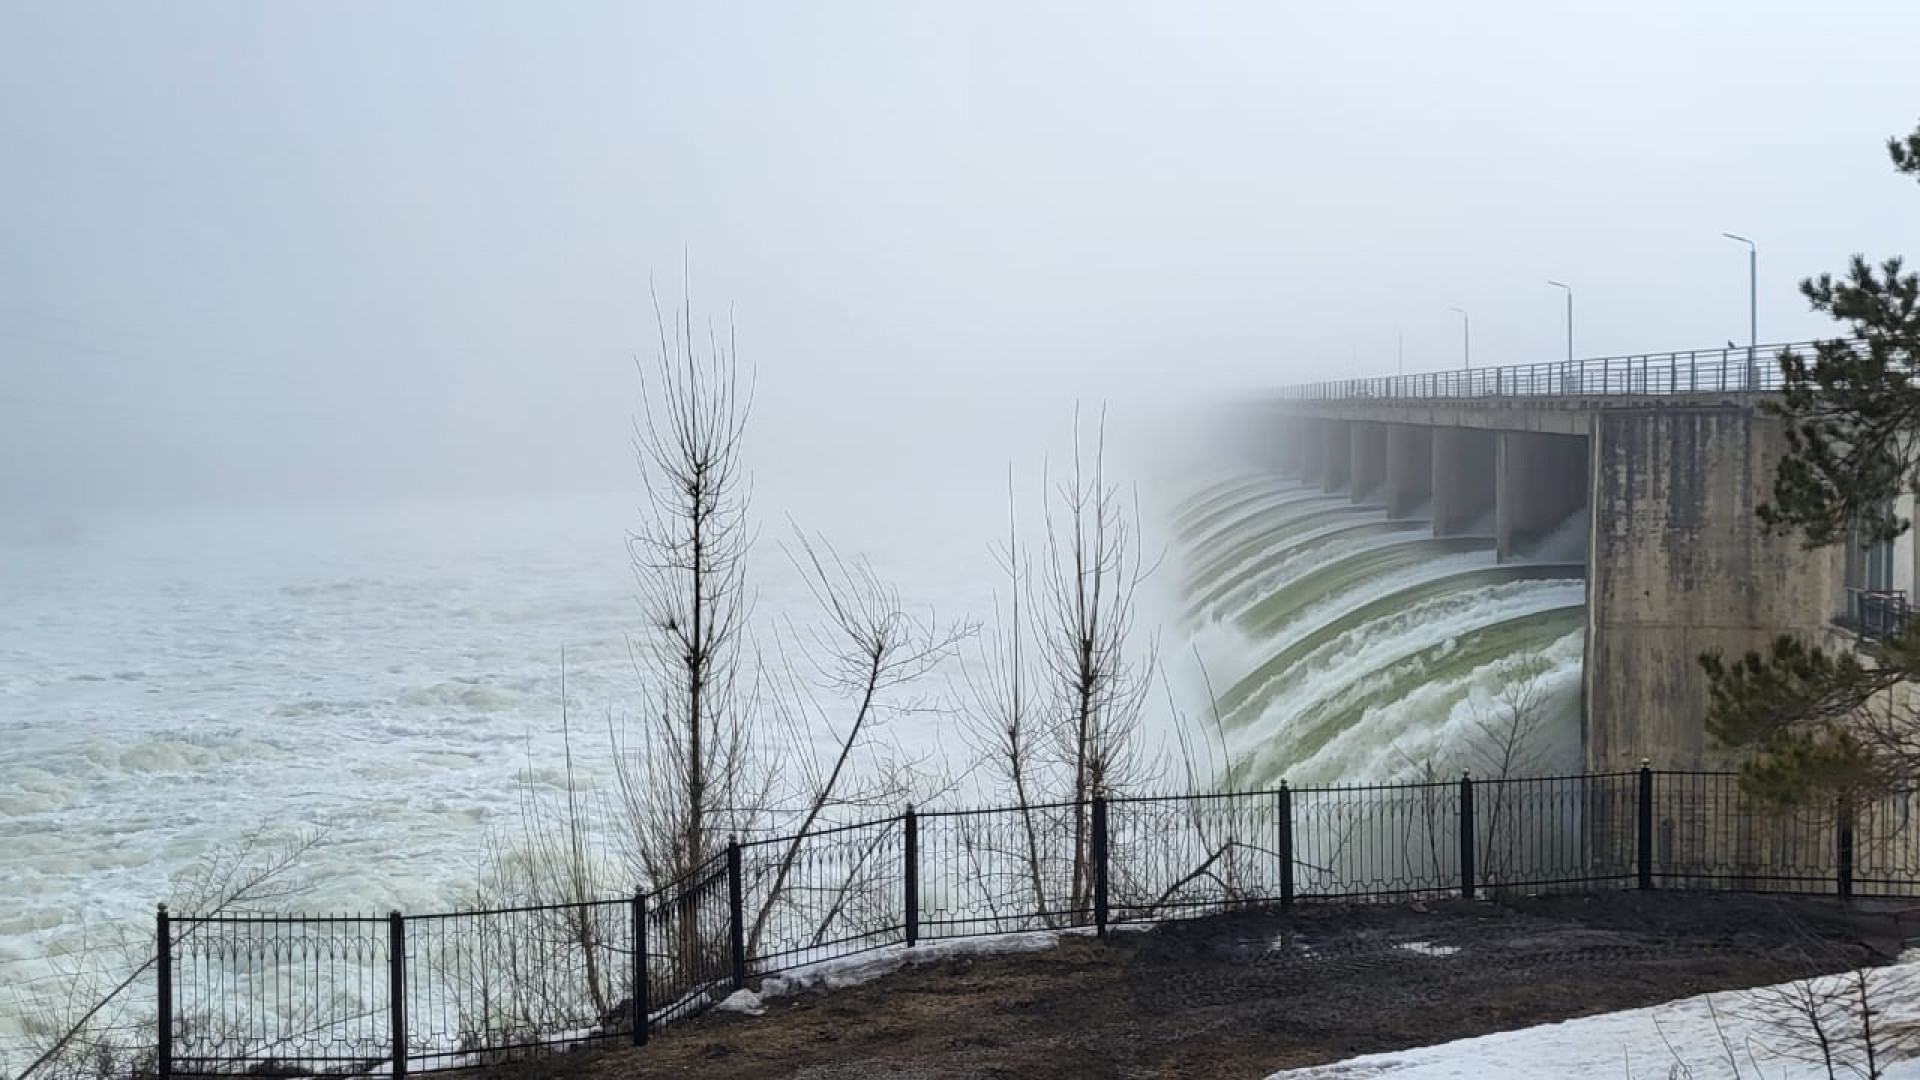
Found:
1174,346 -> 1855,785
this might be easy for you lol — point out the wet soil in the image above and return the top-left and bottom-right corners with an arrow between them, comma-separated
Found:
480,892 -> 1910,1080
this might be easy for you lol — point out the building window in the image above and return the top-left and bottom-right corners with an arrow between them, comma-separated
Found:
1867,535 -> 1896,591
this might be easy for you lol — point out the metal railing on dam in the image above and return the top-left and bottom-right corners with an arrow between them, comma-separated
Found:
1278,340 -> 1823,401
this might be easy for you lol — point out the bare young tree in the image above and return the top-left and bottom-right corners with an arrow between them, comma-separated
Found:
960,468 -> 1054,915
611,284 -> 765,894
1392,656 -> 1552,892
1470,656 -> 1553,892
961,409 -> 1162,925
744,528 -> 970,957
458,655 -> 622,1040
1659,960 -> 1920,1079
1040,408 -> 1159,918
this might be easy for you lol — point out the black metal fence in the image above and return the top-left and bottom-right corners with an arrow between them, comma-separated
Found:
156,768 -> 1920,1076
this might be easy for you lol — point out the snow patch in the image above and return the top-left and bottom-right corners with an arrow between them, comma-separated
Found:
1267,951 -> 1920,1079
1396,941 -> 1459,957
715,989 -> 765,1016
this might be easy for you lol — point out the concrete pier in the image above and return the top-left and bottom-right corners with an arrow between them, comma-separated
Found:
1432,428 -> 1496,536
1496,432 -> 1587,560
1350,423 -> 1387,503
1265,395 -> 1848,771
1384,425 -> 1433,519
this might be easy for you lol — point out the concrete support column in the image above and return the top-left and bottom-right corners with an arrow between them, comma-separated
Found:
1583,409 -> 1847,771
1350,423 -> 1387,504
1286,418 -> 1325,484
1322,419 -> 1351,493
1495,432 -> 1590,561
1385,426 -> 1433,519
1430,427 -> 1497,536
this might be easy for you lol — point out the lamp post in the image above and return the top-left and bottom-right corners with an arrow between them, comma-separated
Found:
1722,232 -> 1757,388
1449,306 -> 1470,371
1545,281 -> 1573,364
1547,280 -> 1573,394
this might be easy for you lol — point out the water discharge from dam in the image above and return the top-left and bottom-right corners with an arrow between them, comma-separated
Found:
1168,472 -> 1588,789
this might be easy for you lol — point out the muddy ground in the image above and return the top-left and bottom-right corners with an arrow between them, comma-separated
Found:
488,892 -> 1911,1080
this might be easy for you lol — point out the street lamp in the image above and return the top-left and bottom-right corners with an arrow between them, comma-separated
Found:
1546,281 -> 1573,364
1722,232 -> 1757,388
1449,306 -> 1470,370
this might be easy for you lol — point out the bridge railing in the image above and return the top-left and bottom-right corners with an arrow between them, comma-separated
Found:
1843,587 -> 1914,640
1279,340 -> 1825,401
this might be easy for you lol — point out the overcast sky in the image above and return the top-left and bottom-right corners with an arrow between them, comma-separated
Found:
3,1 -> 1919,526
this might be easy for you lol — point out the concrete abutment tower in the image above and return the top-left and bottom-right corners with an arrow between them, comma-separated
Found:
1262,397 -> 1846,772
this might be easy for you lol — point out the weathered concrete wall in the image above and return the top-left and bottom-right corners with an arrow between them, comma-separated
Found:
1431,427 -> 1496,536
1322,419 -> 1352,493
1496,431 -> 1589,560
1385,425 -> 1433,519
1583,407 -> 1847,772
1350,423 -> 1387,503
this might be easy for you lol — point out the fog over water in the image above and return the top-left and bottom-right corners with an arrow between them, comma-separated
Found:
5,0 -> 1920,1067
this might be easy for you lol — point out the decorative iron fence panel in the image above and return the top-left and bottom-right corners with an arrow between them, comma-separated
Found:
917,801 -> 1091,938
642,852 -> 732,1031
167,913 -> 392,1077
738,816 -> 906,974
404,897 -> 633,1070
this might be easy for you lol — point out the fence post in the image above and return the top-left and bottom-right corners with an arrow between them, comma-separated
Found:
388,911 -> 407,1080
631,890 -> 648,1046
727,837 -> 747,990
904,806 -> 919,947
1277,782 -> 1295,909
1458,771 -> 1476,900
156,904 -> 172,1080
1838,800 -> 1856,901
1092,796 -> 1110,936
1637,761 -> 1654,890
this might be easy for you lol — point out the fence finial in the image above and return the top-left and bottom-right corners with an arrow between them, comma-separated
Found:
1641,757 -> 1651,769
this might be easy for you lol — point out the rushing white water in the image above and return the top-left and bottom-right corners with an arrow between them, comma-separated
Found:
1165,471 -> 1588,790
0,492 -> 993,1069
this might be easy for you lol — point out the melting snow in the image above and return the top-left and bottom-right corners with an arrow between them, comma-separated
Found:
1267,951 -> 1920,1079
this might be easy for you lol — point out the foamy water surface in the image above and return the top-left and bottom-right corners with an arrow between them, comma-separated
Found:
0,491 -> 994,1060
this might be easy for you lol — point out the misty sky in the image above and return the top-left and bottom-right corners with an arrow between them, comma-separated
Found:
4,1 -> 1919,524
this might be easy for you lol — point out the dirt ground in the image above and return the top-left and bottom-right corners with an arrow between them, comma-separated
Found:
489,893 -> 1911,1080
